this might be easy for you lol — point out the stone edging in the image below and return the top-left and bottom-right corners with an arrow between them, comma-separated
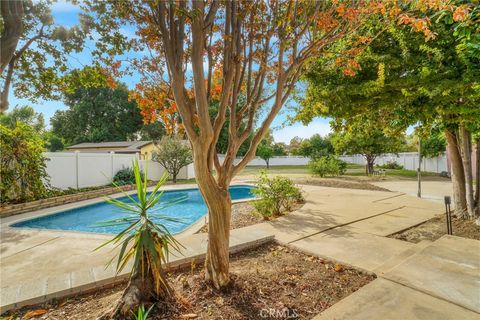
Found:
0,185 -> 138,218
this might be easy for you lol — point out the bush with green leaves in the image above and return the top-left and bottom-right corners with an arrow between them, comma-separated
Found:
113,166 -> 145,186
252,171 -> 304,219
377,161 -> 403,170
0,123 -> 49,203
308,156 -> 347,177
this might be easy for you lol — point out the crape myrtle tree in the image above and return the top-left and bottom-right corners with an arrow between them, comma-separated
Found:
0,0 -> 88,112
296,2 -> 479,217
84,0 -> 455,289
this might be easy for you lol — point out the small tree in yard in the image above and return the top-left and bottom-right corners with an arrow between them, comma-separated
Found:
153,136 -> 193,183
256,143 -> 274,169
97,161 -> 184,318
331,123 -> 404,175
295,134 -> 334,159
257,131 -> 286,168
85,0 -> 455,290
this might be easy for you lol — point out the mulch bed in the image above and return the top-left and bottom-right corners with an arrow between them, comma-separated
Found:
198,202 -> 263,233
391,214 -> 480,243
6,243 -> 374,320
198,201 -> 305,233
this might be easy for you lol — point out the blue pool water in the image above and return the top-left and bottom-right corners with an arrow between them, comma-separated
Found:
12,185 -> 255,235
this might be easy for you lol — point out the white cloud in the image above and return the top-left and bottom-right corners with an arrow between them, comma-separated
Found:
273,121 -> 332,143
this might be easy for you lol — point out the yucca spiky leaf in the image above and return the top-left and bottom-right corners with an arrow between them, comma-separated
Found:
96,160 -> 185,280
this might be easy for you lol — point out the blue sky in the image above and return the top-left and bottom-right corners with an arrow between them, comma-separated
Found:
11,0 -> 332,143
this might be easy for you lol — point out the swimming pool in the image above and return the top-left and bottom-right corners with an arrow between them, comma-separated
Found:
11,185 -> 256,235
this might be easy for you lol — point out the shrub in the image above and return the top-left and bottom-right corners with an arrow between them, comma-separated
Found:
252,171 -> 304,219
377,161 -> 403,170
113,167 -> 144,186
308,156 -> 346,177
152,136 -> 193,183
0,123 -> 49,203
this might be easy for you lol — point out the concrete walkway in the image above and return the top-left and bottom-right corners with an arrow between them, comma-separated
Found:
313,236 -> 480,319
266,185 -> 478,319
372,180 -> 453,204
313,278 -> 479,320
1,184 -> 478,319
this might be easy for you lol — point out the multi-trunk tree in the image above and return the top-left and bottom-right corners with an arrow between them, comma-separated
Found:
84,0 -> 459,289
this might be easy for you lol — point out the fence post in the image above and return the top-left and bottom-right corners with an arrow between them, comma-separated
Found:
110,151 -> 115,183
75,151 -> 80,189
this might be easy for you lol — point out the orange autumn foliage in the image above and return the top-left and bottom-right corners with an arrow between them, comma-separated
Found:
129,83 -> 181,134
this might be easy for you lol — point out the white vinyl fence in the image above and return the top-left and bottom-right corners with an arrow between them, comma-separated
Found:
44,152 -> 195,189
218,155 -> 310,166
340,152 -> 448,173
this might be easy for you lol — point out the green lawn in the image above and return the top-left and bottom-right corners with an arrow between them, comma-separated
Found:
235,163 -> 440,180
237,165 -> 310,176
169,178 -> 197,184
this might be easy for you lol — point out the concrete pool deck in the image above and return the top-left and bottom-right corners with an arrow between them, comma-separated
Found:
1,183 -> 478,319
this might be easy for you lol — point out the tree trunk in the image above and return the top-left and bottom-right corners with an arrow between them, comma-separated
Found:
459,127 -> 475,218
203,187 -> 231,289
365,155 -> 375,175
104,274 -> 151,319
101,258 -> 175,319
475,138 -> 479,216
193,152 -> 232,289
445,129 -> 467,217
0,0 -> 24,74
172,172 -> 177,183
266,159 -> 270,169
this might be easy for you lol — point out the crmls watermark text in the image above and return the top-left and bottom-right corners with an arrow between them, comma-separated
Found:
259,308 -> 299,318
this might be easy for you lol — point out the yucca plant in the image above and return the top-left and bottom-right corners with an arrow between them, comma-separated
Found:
97,160 -> 184,319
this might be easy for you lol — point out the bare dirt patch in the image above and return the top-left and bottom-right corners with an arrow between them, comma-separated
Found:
293,177 -> 391,192
391,214 -> 480,243
6,243 -> 374,320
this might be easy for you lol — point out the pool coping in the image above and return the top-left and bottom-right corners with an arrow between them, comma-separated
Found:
1,183 -> 256,238
0,225 -> 275,314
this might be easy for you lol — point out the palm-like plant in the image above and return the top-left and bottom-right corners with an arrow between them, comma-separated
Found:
97,160 -> 184,319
